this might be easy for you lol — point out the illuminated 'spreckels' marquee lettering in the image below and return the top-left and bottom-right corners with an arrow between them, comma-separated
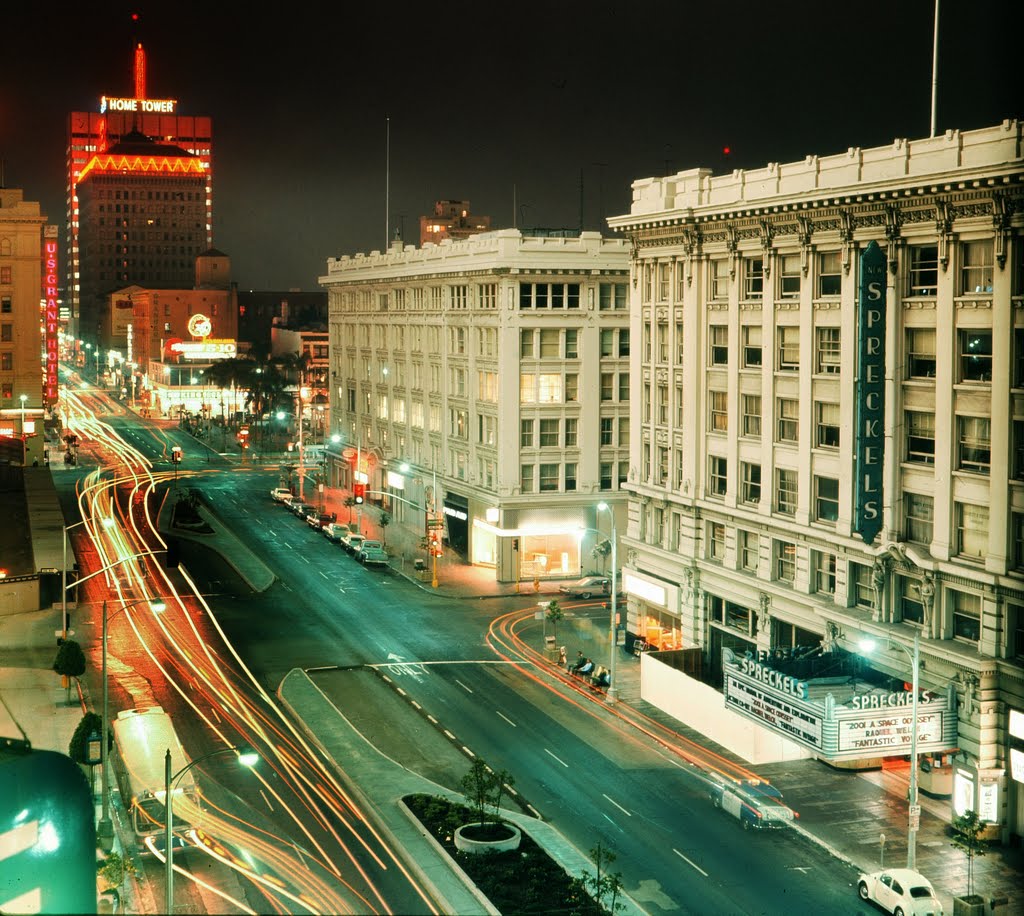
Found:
100,95 -> 177,114
43,229 -> 60,407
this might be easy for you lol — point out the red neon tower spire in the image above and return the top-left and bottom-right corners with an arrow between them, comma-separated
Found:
134,43 -> 146,99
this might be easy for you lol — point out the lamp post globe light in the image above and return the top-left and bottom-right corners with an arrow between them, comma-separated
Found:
596,502 -> 619,704
165,746 -> 258,913
860,630 -> 921,870
19,393 -> 28,435
98,597 -> 167,846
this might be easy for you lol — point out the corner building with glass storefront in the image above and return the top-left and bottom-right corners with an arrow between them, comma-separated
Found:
320,229 -> 630,583
608,120 -> 1024,842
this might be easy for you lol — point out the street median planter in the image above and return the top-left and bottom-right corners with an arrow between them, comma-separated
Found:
454,821 -> 522,854
953,895 -> 986,916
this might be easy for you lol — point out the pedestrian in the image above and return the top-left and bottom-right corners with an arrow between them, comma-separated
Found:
570,650 -> 585,674
558,646 -> 567,668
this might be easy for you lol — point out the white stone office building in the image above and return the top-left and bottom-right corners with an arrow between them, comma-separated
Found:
320,229 -> 630,583
609,121 -> 1024,840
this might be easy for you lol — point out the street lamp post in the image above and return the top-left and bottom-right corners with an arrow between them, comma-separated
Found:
400,460 -> 439,588
596,502 -> 619,704
861,629 -> 921,869
19,394 -> 28,435
297,386 -> 309,500
165,746 -> 258,914
99,597 -> 166,845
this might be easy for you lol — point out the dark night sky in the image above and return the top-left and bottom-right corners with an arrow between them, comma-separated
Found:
1,1 -> 1019,291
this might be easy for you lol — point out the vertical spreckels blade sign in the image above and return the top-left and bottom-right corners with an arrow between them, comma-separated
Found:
855,241 -> 887,544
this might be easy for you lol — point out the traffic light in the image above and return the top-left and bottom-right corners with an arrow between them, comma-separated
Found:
353,483 -> 365,504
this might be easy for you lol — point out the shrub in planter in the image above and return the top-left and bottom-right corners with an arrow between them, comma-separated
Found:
68,711 -> 110,764
951,808 -> 987,910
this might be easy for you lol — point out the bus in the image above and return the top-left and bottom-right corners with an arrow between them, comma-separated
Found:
111,706 -> 198,850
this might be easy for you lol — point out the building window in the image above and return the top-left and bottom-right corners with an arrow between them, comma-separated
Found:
709,522 -> 726,560
961,240 -> 994,294
742,325 -> 762,368
710,326 -> 728,366
904,493 -> 934,545
539,418 -> 559,447
957,416 -> 991,474
520,419 -> 534,447
539,463 -> 559,492
740,531 -> 759,572
959,329 -> 993,382
777,326 -> 799,371
709,455 -> 727,497
600,373 -> 613,401
520,374 -> 535,403
956,502 -> 988,560
775,540 -> 796,582
1013,513 -> 1024,569
1014,420 -> 1024,481
520,464 -> 534,493
906,328 -> 937,378
740,462 -> 761,505
565,374 -> 578,402
814,476 -> 839,523
711,259 -> 729,300
814,551 -> 836,595
899,576 -> 924,626
599,282 -> 627,310
851,562 -> 873,608
618,374 -> 629,402
657,384 -> 668,424
776,468 -> 798,515
742,394 -> 761,438
643,384 -> 651,423
520,330 -> 535,358
776,398 -> 799,443
600,329 -> 615,357
815,402 -> 840,449
743,257 -> 763,300
675,322 -> 684,364
539,328 -> 560,358
600,462 -> 613,490
1015,328 -> 1024,389
906,411 -> 936,464
0,324 -> 11,343
815,327 -> 841,374
0,352 -> 11,371
779,253 -> 801,299
709,390 -> 728,433
817,250 -> 842,297
907,244 -> 938,297
564,329 -> 578,359
620,329 -> 631,358
565,462 -> 577,492
951,590 -> 981,643
600,417 -> 613,446
564,418 -> 577,447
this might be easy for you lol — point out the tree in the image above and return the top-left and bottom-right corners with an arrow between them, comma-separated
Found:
581,840 -> 626,913
950,809 -> 987,901
460,757 -> 514,835
379,511 -> 391,545
591,538 -> 612,575
53,639 -> 86,703
97,850 -> 137,894
546,600 -> 564,642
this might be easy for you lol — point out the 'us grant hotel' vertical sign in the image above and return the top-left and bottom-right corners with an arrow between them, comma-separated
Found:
855,241 -> 888,544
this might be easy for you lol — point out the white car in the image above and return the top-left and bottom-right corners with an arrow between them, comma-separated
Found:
857,868 -> 943,916
270,487 -> 292,502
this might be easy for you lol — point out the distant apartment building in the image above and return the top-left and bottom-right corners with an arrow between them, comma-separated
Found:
610,121 -> 1024,835
419,200 -> 491,247
320,229 -> 629,582
0,187 -> 47,463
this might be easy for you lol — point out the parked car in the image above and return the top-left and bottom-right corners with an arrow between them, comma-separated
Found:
340,532 -> 366,555
558,576 -> 611,599
356,539 -> 388,566
270,487 -> 292,502
307,511 -> 337,530
287,501 -> 312,519
279,492 -> 298,508
857,869 -> 943,916
708,776 -> 795,829
298,505 -> 320,523
323,522 -> 349,543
